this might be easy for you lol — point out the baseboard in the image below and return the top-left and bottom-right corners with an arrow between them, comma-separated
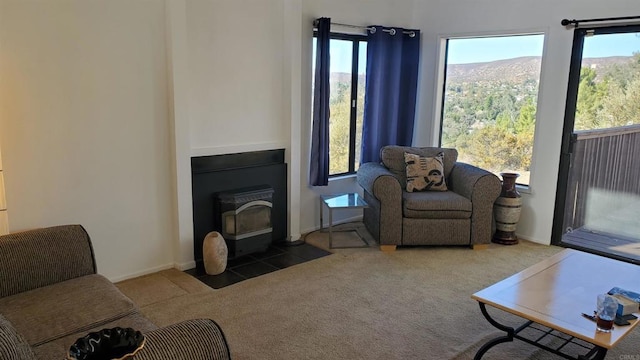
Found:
175,260 -> 197,271
110,263 -> 175,283
515,234 -> 550,245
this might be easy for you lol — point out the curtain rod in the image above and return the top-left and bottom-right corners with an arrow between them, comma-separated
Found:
561,15 -> 640,28
313,20 -> 416,37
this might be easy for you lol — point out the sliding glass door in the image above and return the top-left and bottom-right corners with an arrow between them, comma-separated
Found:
553,25 -> 640,264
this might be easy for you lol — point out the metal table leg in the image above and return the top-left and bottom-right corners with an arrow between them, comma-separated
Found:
474,302 -> 608,360
328,207 -> 333,249
319,198 -> 324,233
474,302 -> 515,360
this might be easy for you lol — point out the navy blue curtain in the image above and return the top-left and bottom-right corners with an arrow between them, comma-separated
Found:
309,17 -> 331,186
361,26 -> 421,164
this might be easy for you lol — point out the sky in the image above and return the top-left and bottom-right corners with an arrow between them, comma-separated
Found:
313,38 -> 368,74
447,32 -> 640,64
447,34 -> 545,64
583,32 -> 640,58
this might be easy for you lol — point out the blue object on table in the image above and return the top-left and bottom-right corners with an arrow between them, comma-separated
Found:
608,287 -> 640,303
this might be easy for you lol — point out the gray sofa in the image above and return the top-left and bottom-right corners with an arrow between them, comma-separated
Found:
0,225 -> 231,360
357,146 -> 501,250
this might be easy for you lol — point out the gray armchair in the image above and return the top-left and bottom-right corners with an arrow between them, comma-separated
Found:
357,146 -> 501,251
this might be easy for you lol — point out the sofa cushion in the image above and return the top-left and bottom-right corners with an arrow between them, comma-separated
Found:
0,314 -> 36,360
380,146 -> 458,186
404,152 -> 448,192
0,274 -> 137,347
403,190 -> 472,219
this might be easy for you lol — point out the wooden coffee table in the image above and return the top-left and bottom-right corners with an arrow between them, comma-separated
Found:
472,249 -> 640,359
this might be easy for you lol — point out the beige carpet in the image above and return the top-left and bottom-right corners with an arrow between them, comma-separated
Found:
116,233 -> 640,359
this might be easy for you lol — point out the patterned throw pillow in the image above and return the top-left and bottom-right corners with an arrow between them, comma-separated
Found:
404,152 -> 448,192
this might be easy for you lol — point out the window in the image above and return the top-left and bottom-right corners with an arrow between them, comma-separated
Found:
439,34 -> 544,186
313,33 -> 367,176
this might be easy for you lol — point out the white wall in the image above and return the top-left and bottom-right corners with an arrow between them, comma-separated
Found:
186,0 -> 288,155
411,0 -> 640,244
0,0 -> 174,281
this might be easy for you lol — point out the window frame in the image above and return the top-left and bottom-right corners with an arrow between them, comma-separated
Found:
436,33 -> 545,188
313,31 -> 368,177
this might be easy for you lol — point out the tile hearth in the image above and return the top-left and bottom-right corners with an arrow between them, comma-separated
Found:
185,242 -> 331,289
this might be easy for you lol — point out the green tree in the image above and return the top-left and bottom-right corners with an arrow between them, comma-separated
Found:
515,98 -> 536,135
575,67 -> 606,130
327,74 -> 367,174
464,124 -> 533,173
576,53 -> 640,130
599,74 -> 640,127
602,52 -> 640,91
495,111 -> 512,131
328,81 -> 351,174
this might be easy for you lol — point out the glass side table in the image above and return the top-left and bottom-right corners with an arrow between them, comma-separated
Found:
319,193 -> 370,249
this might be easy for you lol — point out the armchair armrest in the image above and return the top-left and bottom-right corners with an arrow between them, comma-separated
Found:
134,319 -> 231,360
357,162 -> 403,246
0,225 -> 96,298
449,163 -> 501,201
449,163 -> 501,246
357,162 -> 402,196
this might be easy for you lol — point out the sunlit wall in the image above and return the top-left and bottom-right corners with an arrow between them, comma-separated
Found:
0,146 -> 8,235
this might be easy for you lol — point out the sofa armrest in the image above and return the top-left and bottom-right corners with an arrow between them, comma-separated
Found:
133,319 -> 231,360
0,225 -> 96,298
357,162 -> 403,246
0,315 -> 36,360
449,163 -> 502,245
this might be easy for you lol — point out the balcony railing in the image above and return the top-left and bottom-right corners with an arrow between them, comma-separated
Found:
562,124 -> 640,232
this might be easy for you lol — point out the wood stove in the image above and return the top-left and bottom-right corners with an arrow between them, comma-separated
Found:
216,185 -> 274,258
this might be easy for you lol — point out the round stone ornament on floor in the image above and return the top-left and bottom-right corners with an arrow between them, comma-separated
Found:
203,231 -> 228,275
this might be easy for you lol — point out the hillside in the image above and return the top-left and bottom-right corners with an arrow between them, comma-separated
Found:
447,56 -> 542,83
446,56 -> 632,83
328,56 -> 633,85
